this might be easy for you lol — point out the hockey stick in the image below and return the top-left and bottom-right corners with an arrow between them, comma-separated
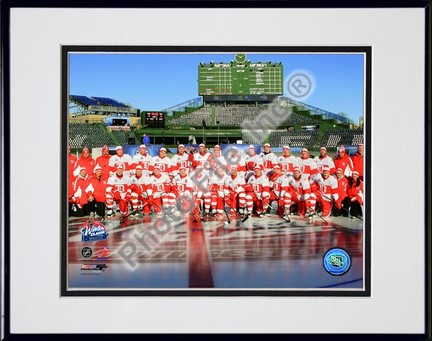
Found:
223,206 -> 231,225
268,204 -> 291,223
340,206 -> 363,221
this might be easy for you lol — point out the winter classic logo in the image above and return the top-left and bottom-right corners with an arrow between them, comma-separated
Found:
81,220 -> 109,242
323,248 -> 352,276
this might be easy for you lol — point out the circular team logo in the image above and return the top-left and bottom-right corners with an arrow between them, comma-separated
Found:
81,247 -> 93,259
323,248 -> 351,276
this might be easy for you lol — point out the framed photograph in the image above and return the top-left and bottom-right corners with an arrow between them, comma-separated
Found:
62,47 -> 370,296
2,0 -> 430,338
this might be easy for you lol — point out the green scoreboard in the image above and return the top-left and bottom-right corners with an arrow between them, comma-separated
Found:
198,54 -> 283,96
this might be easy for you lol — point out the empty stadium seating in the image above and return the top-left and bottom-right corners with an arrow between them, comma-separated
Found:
91,96 -> 129,108
70,95 -> 99,107
111,130 -> 138,145
268,130 -> 320,148
321,129 -> 364,148
166,104 -> 320,127
69,123 -> 114,149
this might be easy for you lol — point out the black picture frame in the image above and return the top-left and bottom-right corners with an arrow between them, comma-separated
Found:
1,0 -> 430,339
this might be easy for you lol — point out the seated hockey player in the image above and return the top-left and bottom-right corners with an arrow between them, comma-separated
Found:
105,165 -> 132,219
189,165 -> 210,220
332,168 -> 350,217
148,165 -> 178,217
172,166 -> 199,219
346,171 -> 364,219
314,165 -> 339,218
129,165 -> 153,217
225,166 -> 247,217
207,166 -> 230,217
244,165 -> 270,217
284,167 -> 314,219
267,164 -> 286,216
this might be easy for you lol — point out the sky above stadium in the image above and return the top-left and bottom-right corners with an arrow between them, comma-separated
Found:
69,52 -> 365,124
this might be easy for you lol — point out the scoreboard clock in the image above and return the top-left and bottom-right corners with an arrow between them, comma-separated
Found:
198,54 -> 283,96
144,111 -> 165,128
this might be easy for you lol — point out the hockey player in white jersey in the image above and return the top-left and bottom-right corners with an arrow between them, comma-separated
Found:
280,167 -> 313,218
259,143 -> 278,175
296,148 -> 319,181
151,147 -> 172,175
313,165 -> 339,217
105,164 -> 133,218
313,147 -> 336,174
189,143 -> 211,171
171,166 -> 199,218
207,167 -> 230,216
147,165 -> 176,216
170,144 -> 191,177
132,144 -> 153,176
108,146 -> 133,177
225,146 -> 246,177
188,165 -> 210,218
129,165 -> 153,217
244,145 -> 264,179
208,145 -> 228,175
225,166 -> 247,217
244,165 -> 271,217
277,145 -> 297,177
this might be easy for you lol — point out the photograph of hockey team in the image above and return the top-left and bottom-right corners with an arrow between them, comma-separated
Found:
65,51 -> 367,292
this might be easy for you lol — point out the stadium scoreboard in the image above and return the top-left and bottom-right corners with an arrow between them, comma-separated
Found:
143,111 -> 165,128
198,54 -> 283,96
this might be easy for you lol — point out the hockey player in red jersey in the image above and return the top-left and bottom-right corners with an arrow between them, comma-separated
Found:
207,167 -> 230,217
151,147 -> 172,176
132,144 -> 153,176
245,165 -> 271,217
147,165 -> 176,216
334,145 -> 354,177
95,145 -> 111,179
73,147 -> 96,178
277,146 -> 297,177
314,165 -> 339,217
347,171 -> 363,218
296,148 -> 319,181
313,147 -> 336,174
108,146 -> 133,177
333,168 -> 350,217
267,165 -> 286,216
68,147 -> 77,180
351,144 -> 364,180
105,165 -> 132,218
69,166 -> 89,217
225,166 -> 247,217
170,144 -> 191,176
259,143 -> 278,175
84,164 -> 108,218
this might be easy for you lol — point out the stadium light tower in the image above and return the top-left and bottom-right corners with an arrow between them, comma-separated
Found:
202,119 -> 206,144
